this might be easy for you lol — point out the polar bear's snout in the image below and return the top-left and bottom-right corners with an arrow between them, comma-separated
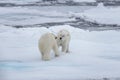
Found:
60,37 -> 62,40
59,35 -> 65,40
59,35 -> 64,40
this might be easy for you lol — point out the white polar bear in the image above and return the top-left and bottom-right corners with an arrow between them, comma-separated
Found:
57,29 -> 71,53
38,33 -> 59,61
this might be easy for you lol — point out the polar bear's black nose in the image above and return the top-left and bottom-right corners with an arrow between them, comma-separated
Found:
60,37 -> 62,40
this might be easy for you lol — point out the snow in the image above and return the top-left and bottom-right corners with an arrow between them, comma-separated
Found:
0,25 -> 120,80
73,0 -> 96,2
74,3 -> 120,25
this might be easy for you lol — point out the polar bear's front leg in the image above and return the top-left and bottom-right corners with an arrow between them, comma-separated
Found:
53,44 -> 59,57
66,44 -> 70,53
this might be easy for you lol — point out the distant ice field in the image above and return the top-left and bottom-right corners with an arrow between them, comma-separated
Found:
0,6 -> 94,26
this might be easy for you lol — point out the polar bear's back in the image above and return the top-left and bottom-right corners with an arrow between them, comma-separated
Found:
38,33 -> 56,53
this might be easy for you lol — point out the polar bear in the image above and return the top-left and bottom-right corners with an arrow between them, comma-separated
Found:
57,29 -> 71,53
38,33 -> 59,61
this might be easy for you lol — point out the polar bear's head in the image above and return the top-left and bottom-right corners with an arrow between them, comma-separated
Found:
58,33 -> 66,41
57,29 -> 70,45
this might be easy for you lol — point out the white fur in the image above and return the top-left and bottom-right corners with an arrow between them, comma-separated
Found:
38,33 -> 59,61
57,29 -> 71,53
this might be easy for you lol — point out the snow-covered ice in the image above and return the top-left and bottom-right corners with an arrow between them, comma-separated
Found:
0,25 -> 120,80
0,6 -> 96,26
74,3 -> 120,25
0,0 -> 40,4
0,7 -> 75,26
0,0 -> 96,4
73,0 -> 96,2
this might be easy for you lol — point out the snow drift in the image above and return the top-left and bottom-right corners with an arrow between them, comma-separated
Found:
0,25 -> 120,80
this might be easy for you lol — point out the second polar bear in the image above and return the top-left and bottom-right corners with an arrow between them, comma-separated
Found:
38,33 -> 59,61
57,29 -> 71,53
